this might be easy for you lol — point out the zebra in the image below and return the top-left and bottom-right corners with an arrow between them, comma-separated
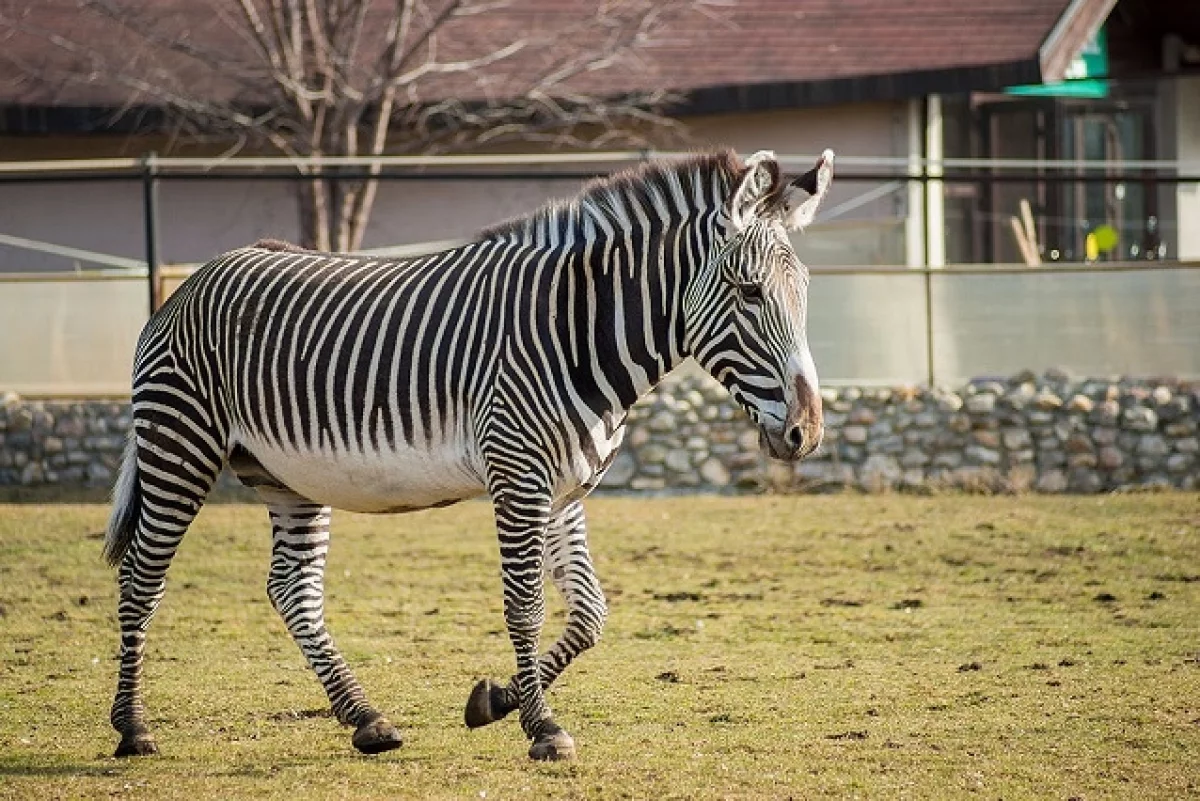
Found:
104,147 -> 834,762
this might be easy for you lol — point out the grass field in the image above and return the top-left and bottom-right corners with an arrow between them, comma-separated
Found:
1,494 -> 1198,799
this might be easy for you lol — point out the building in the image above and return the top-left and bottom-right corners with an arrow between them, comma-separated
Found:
2,0 -> 1196,273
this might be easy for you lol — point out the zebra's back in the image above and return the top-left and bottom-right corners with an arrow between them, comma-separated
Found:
141,244 -> 503,512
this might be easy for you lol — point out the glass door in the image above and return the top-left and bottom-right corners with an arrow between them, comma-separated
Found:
1058,106 -> 1159,261
975,94 -> 1159,263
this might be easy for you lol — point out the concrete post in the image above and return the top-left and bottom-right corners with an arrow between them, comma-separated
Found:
1176,77 -> 1200,260
906,98 -> 926,268
925,95 -> 945,268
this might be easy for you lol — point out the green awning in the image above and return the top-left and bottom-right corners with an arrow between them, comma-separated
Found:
1006,28 -> 1109,99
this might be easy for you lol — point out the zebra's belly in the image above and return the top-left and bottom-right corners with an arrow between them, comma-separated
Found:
237,436 -> 487,513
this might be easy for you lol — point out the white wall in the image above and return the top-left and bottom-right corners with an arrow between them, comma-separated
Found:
0,179 -> 300,270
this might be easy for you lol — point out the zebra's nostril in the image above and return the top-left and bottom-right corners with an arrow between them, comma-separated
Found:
785,425 -> 804,451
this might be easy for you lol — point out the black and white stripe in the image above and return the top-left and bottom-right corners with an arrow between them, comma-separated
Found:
103,147 -> 834,761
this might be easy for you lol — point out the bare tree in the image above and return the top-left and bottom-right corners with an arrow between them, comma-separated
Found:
0,1 -> 693,250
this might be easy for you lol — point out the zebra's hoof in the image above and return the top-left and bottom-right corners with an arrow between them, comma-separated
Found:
528,729 -> 576,761
114,729 -> 158,758
351,715 -> 403,755
464,677 -> 515,729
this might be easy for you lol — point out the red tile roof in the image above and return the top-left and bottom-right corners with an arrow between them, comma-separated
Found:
0,0 -> 1078,113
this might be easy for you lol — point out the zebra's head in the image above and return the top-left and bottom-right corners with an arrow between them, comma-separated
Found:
685,149 -> 834,461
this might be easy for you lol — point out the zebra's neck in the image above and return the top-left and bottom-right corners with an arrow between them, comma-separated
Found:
478,200 -> 719,427
579,210 -> 717,405
475,152 -> 736,423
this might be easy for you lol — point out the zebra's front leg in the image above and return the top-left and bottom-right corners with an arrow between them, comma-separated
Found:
466,500 -> 606,739
488,486 -> 577,760
265,501 -> 402,755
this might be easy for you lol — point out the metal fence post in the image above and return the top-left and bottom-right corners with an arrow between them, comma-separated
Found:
141,152 -> 160,314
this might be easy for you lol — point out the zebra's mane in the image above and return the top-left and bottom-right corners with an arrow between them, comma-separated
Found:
478,149 -> 773,242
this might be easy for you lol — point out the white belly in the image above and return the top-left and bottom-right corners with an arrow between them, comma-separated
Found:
238,435 -> 487,513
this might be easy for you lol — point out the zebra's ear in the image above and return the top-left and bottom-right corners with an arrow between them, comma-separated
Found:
785,149 -> 835,231
730,150 -> 780,231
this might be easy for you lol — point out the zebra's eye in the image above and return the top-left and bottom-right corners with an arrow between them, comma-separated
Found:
737,282 -> 763,303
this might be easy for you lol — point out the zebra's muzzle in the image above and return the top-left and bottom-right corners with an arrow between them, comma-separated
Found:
759,426 -> 797,460
758,421 -> 822,461
760,374 -> 823,461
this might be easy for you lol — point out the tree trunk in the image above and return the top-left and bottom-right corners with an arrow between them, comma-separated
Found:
297,177 -> 332,251
347,175 -> 381,252
308,174 -> 381,253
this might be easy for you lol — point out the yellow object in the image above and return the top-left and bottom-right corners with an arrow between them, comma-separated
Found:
1092,224 -> 1119,253
1085,232 -> 1099,262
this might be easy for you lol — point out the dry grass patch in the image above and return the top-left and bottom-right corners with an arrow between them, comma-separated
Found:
1,494 -> 1198,799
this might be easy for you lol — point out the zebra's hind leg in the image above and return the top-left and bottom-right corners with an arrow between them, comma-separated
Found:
109,413 -> 224,757
264,499 -> 402,755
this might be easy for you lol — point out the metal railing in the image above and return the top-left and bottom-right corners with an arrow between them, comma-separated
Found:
3,150 -> 1200,309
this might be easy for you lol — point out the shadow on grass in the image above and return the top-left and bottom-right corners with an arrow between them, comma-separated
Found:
0,753 -> 362,779
0,483 -> 257,505
0,758 -> 120,777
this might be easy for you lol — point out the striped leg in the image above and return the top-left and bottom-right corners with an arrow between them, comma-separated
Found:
465,501 -> 606,738
491,483 -> 569,758
265,501 -> 401,754
536,502 -> 608,685
111,416 -> 223,757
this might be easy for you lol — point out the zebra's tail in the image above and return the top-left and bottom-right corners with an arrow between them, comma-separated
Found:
103,430 -> 141,567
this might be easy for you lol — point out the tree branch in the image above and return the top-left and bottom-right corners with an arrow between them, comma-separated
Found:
0,0 -> 705,250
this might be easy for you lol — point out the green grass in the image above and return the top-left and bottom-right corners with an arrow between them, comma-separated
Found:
1,494 -> 1198,799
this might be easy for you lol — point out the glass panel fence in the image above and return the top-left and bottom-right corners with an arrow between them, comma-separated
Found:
0,276 -> 147,395
808,271 -> 930,385
930,266 -> 1200,384
1,264 -> 1197,395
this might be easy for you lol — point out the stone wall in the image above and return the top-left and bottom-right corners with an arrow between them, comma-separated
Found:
2,370 -> 1198,494
0,397 -> 129,488
610,370 -> 1198,494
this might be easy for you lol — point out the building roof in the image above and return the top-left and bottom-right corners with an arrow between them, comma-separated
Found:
0,0 -> 1111,133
